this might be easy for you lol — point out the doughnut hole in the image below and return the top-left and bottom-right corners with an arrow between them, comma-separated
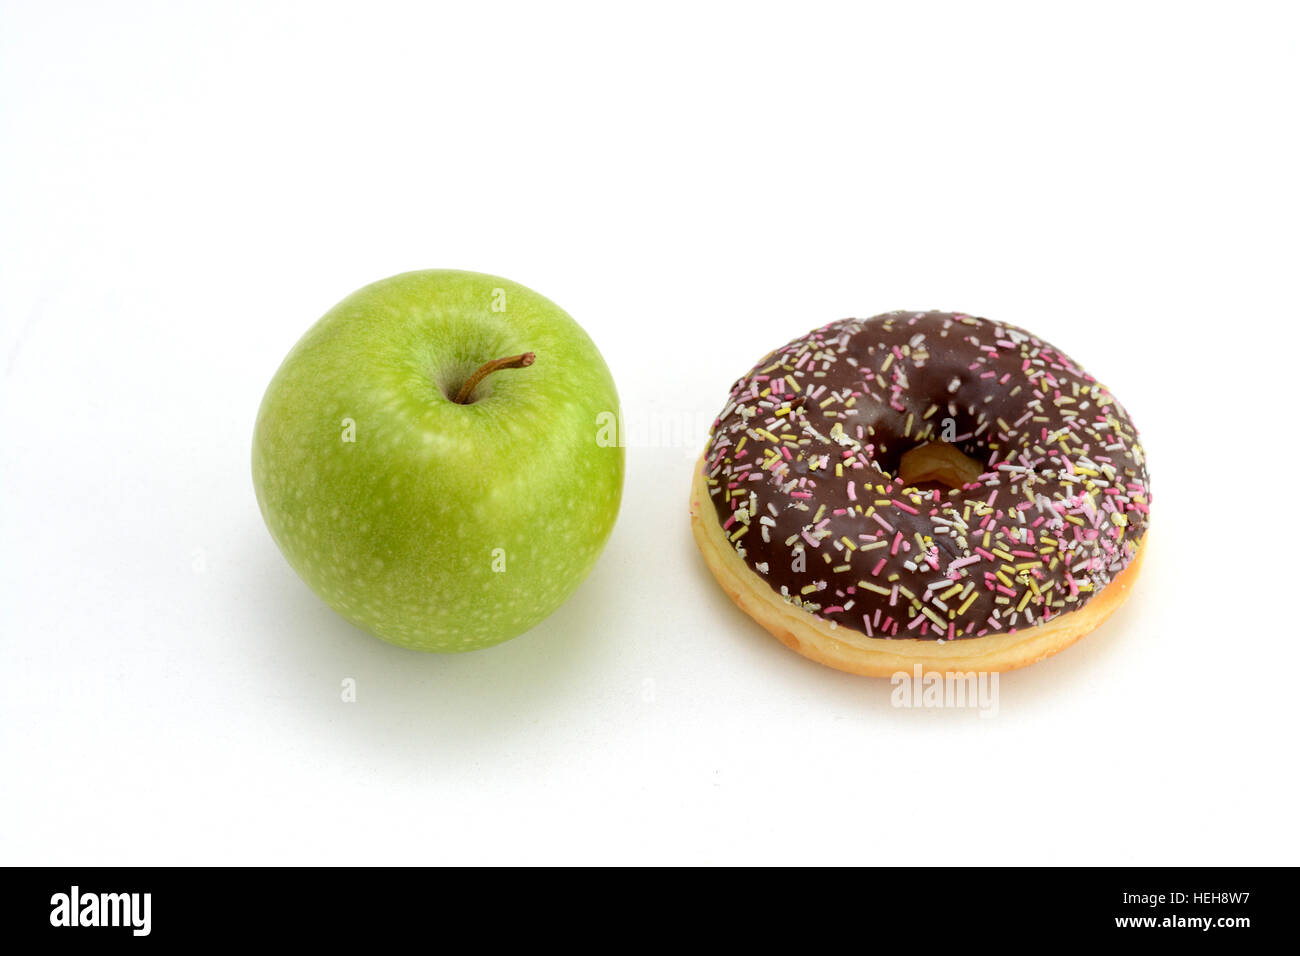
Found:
898,441 -> 986,491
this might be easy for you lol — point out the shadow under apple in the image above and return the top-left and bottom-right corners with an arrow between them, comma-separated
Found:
240,532 -> 619,763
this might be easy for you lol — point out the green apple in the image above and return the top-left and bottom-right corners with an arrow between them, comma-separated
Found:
252,270 -> 624,652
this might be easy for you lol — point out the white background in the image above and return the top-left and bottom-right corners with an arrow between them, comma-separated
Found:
2,1 -> 1297,865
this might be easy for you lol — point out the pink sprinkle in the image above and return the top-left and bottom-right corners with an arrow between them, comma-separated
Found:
890,531 -> 903,555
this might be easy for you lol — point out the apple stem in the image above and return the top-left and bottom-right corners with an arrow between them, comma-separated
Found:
453,352 -> 535,404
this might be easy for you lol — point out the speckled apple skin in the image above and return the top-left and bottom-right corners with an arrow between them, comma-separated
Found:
252,270 -> 624,652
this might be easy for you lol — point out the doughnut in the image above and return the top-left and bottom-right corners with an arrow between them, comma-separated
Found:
689,311 -> 1150,676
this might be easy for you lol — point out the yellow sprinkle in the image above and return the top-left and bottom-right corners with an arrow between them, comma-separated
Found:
1017,589 -> 1033,612
857,581 -> 891,596
800,583 -> 819,595
957,592 -> 978,615
939,584 -> 963,601
840,536 -> 857,551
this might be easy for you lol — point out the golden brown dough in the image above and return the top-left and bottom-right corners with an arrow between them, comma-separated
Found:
690,457 -> 1144,676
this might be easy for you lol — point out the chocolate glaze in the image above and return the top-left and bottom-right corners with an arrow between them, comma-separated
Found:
701,312 -> 1150,641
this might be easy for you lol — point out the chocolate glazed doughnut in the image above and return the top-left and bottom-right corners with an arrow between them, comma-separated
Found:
689,311 -> 1151,676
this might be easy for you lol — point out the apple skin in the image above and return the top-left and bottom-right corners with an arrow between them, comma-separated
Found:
252,270 -> 624,652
